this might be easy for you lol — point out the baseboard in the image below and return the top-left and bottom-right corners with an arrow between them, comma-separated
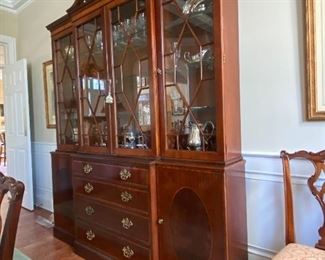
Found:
35,187 -> 53,212
248,244 -> 276,259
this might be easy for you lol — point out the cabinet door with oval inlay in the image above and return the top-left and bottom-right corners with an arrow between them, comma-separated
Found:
156,165 -> 226,260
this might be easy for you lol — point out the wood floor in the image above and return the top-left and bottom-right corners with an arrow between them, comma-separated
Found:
15,208 -> 83,260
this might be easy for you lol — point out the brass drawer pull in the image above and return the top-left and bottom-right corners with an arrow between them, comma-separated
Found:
84,183 -> 94,194
121,217 -> 133,230
83,163 -> 93,175
121,191 -> 132,202
120,168 -> 131,181
85,206 -> 95,216
86,229 -> 95,241
122,245 -> 134,258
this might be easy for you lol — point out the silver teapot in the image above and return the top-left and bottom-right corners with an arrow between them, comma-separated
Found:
187,121 -> 215,150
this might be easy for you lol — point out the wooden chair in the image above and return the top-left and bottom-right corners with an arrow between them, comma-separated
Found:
0,172 -> 24,260
273,150 -> 325,259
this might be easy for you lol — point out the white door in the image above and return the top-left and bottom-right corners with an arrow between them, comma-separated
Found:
3,59 -> 34,210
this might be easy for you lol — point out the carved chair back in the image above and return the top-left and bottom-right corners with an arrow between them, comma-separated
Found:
0,172 -> 24,260
281,150 -> 325,249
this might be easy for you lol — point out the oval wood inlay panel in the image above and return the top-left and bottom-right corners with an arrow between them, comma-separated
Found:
169,188 -> 212,260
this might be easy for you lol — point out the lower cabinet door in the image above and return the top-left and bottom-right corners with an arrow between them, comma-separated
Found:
156,165 -> 226,260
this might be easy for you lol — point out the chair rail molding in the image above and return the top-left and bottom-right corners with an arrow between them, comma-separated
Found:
243,152 -> 325,184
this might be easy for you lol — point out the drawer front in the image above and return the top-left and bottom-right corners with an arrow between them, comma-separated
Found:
73,178 -> 149,213
76,220 -> 150,260
72,160 -> 148,187
75,197 -> 149,244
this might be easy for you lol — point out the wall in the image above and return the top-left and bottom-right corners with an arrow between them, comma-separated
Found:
17,0 -> 74,143
239,0 -> 325,258
0,10 -> 18,38
17,0 -> 74,210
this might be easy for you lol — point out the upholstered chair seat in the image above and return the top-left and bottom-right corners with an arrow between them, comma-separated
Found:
273,243 -> 325,259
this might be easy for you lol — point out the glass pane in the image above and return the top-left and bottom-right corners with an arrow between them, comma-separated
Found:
54,34 -> 78,146
111,0 -> 151,150
162,0 -> 216,152
77,15 -> 108,148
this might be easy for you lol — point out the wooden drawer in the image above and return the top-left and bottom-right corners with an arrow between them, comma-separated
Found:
73,177 -> 149,213
76,220 -> 150,260
72,160 -> 148,188
75,196 -> 150,244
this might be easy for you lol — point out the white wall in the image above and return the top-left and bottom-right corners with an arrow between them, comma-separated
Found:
0,10 -> 18,38
17,0 -> 74,143
239,0 -> 325,258
16,0 -> 74,211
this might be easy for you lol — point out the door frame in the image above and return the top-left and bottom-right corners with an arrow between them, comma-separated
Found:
0,35 -> 16,64
0,34 -> 17,172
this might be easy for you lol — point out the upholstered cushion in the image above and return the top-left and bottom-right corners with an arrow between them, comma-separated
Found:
273,243 -> 325,259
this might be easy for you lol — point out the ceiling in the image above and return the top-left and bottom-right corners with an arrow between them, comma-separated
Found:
0,0 -> 33,13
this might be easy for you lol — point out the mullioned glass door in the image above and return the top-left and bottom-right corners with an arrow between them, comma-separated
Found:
161,0 -> 216,153
54,32 -> 78,149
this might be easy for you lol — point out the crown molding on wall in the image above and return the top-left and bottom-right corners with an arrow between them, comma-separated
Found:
0,0 -> 34,14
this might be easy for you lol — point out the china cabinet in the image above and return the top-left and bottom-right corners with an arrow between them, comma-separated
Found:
47,0 -> 247,259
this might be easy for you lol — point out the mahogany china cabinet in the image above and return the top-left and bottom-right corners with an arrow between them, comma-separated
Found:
47,0 -> 247,259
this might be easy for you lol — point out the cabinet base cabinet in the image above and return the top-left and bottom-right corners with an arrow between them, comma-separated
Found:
51,154 -> 247,259
156,162 -> 247,260
51,152 -> 74,245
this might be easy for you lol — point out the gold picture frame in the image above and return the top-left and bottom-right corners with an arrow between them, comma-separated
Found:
43,60 -> 56,128
306,0 -> 325,120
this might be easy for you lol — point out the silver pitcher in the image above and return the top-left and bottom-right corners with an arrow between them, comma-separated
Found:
188,122 -> 202,150
188,121 -> 215,150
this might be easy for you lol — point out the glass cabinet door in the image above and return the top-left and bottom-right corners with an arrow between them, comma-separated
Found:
77,14 -> 109,150
110,0 -> 153,151
54,33 -> 78,149
161,0 -> 216,153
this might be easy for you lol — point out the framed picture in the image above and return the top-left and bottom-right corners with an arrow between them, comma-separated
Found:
306,0 -> 325,120
43,60 -> 56,128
